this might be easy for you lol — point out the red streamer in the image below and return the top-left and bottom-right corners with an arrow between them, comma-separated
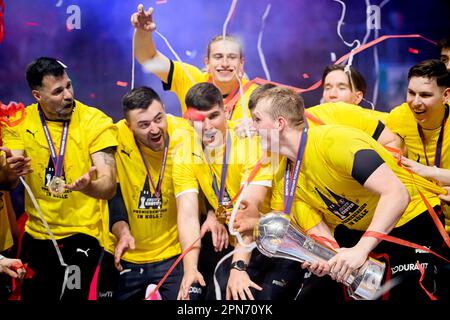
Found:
0,0 -> 4,43
0,101 -> 27,127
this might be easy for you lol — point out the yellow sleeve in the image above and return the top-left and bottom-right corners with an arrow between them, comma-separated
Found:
2,122 -> 24,151
293,201 -> 323,232
86,110 -> 118,153
172,156 -> 199,197
321,126 -> 376,177
168,61 -> 207,114
385,104 -> 405,135
307,102 -> 380,138
171,132 -> 201,197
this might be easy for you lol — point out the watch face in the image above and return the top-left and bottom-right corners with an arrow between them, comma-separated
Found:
232,260 -> 247,271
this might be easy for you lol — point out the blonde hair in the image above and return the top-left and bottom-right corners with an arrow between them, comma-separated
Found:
256,87 -> 305,128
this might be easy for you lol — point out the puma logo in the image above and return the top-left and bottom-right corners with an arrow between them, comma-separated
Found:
76,248 -> 90,257
121,149 -> 132,158
191,152 -> 203,159
26,129 -> 37,138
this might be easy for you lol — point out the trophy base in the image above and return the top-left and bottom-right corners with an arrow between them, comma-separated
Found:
347,257 -> 386,300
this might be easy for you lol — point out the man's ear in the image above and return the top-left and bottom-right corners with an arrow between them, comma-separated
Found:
277,116 -> 287,131
31,89 -> 41,102
353,90 -> 364,105
204,57 -> 210,74
443,87 -> 450,104
239,57 -> 245,78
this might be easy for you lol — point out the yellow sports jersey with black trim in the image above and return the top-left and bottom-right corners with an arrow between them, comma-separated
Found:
0,194 -> 13,252
165,61 -> 257,121
2,100 -> 118,242
386,102 -> 450,233
271,125 -> 444,232
113,115 -> 195,263
173,120 -> 273,213
306,102 -> 380,134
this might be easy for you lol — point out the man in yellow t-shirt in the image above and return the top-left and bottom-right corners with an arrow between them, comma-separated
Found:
130,4 -> 257,121
178,82 -> 305,301
386,60 -> 450,233
250,86 -> 448,301
109,86 -> 227,300
2,57 -> 118,301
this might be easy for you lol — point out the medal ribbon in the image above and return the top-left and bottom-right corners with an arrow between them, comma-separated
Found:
135,134 -> 170,197
284,122 -> 308,214
211,131 -> 231,206
38,108 -> 69,177
417,104 -> 449,167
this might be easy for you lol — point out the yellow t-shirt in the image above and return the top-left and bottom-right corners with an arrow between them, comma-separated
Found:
386,102 -> 450,232
2,100 -> 118,242
306,102 -> 381,135
164,61 -> 257,121
113,115 -> 196,263
271,125 -> 444,232
0,193 -> 13,252
172,120 -> 273,213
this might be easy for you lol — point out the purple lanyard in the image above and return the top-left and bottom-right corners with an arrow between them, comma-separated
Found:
211,131 -> 231,206
417,104 -> 449,167
284,123 -> 308,214
135,135 -> 169,197
38,108 -> 69,177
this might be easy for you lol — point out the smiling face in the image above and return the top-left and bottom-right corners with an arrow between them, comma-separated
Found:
32,72 -> 74,121
126,100 -> 167,151
407,76 -> 449,129
205,39 -> 244,87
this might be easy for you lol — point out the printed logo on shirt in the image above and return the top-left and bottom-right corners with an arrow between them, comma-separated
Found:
133,178 -> 166,220
315,187 -> 358,220
120,147 -> 132,159
26,129 -> 38,138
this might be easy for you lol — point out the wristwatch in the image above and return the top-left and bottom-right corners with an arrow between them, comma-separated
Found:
230,260 -> 248,271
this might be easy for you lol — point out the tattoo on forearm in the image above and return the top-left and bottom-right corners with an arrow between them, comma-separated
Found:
92,147 -> 116,167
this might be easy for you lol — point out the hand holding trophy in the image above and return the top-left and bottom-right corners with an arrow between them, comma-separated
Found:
254,212 -> 385,300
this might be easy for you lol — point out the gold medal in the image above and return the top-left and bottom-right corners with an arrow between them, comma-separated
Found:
215,205 -> 228,224
48,176 -> 65,196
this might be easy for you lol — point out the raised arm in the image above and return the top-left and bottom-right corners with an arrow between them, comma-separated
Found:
131,4 -> 171,82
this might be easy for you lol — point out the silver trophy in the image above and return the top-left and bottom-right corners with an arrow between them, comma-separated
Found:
254,213 -> 385,300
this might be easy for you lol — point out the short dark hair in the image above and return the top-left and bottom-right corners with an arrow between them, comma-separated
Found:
322,64 -> 367,96
122,86 -> 162,118
408,59 -> 450,88
26,57 -> 66,90
207,34 -> 243,59
255,87 -> 305,128
438,37 -> 450,51
248,83 -> 277,110
185,82 -> 224,111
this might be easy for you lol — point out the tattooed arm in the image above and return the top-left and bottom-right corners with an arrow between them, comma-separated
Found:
65,147 -> 117,199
